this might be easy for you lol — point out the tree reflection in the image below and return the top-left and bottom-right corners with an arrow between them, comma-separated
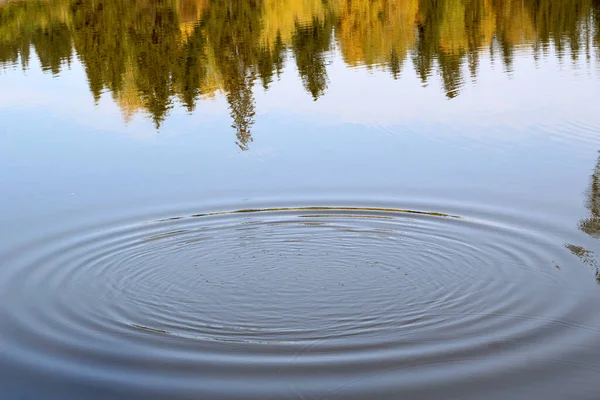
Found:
565,244 -> 600,284
580,152 -> 600,238
1,0 -> 600,146
568,151 -> 600,284
292,17 -> 333,100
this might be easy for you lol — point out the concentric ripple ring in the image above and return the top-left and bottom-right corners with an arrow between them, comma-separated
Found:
1,206 -> 599,400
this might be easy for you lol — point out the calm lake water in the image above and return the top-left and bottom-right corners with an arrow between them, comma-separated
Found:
2,0 -> 600,398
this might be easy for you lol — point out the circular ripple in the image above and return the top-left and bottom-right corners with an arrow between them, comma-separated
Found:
1,206 -> 600,399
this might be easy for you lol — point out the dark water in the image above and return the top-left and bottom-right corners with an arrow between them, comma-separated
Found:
2,0 -> 600,399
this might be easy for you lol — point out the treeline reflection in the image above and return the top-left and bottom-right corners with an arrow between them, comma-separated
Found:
1,0 -> 599,144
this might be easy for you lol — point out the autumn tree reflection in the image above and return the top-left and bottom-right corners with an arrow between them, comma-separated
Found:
292,16 -> 333,100
2,0 -> 600,146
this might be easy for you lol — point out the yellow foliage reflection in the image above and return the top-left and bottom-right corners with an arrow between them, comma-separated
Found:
1,0 -> 599,146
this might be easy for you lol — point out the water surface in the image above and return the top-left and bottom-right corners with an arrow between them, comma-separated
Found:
2,0 -> 600,398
